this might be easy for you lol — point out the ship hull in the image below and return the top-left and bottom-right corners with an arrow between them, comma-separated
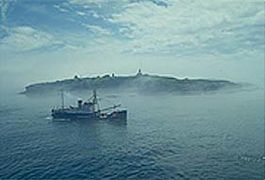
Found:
106,110 -> 127,120
52,111 -> 99,120
51,110 -> 127,121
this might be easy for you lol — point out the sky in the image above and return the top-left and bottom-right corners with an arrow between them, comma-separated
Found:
0,0 -> 264,90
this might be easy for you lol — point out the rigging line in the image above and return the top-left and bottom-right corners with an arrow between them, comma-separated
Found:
100,96 -> 117,104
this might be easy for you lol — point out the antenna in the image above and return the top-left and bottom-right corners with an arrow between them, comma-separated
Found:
60,89 -> 64,109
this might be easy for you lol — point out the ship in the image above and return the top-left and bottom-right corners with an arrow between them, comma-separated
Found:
51,90 -> 127,120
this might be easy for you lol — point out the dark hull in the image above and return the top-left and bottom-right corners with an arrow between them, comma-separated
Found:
52,112 -> 99,120
52,110 -> 127,121
106,110 -> 127,120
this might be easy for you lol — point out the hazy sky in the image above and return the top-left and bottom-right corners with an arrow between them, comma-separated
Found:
0,0 -> 264,90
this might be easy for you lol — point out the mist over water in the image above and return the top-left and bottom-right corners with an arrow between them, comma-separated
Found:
0,87 -> 263,179
0,0 -> 264,179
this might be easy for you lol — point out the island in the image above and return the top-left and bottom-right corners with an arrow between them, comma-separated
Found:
21,69 -> 240,95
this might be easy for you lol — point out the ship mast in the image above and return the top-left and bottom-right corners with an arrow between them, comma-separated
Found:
60,89 -> 64,109
92,89 -> 99,112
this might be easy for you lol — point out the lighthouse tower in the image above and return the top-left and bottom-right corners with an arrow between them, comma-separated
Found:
137,69 -> 142,76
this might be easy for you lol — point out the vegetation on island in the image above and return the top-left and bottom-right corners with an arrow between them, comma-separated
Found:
22,70 -> 240,95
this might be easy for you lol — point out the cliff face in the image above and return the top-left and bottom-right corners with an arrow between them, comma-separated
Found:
22,74 -> 240,95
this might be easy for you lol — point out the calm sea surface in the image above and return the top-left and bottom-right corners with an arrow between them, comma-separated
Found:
0,89 -> 264,179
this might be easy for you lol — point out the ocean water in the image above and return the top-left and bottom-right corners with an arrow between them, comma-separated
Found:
0,89 -> 264,179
